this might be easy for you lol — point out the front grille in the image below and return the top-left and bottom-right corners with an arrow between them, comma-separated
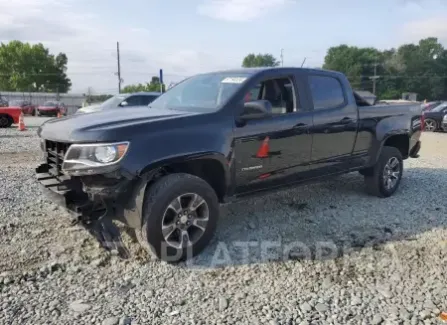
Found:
45,140 -> 71,177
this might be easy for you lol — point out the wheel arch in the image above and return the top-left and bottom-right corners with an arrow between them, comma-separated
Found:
123,152 -> 230,229
368,132 -> 410,166
382,134 -> 410,159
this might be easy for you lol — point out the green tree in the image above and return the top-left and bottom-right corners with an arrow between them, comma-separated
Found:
0,41 -> 71,92
323,45 -> 382,90
323,37 -> 447,101
242,53 -> 280,68
85,94 -> 113,105
122,76 -> 165,93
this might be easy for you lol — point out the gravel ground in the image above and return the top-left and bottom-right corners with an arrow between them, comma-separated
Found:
1,127 -> 447,325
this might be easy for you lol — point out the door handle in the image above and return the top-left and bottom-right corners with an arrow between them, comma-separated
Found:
293,123 -> 308,128
340,117 -> 353,124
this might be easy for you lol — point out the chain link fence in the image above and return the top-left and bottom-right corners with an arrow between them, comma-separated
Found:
0,91 -> 87,115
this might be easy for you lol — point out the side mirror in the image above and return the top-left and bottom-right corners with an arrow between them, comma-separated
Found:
120,101 -> 128,107
239,100 -> 272,121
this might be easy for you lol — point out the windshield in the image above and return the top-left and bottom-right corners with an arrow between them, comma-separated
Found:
43,101 -> 58,106
100,95 -> 126,108
149,72 -> 251,112
431,102 -> 447,112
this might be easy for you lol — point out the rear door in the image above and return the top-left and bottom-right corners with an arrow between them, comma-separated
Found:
233,70 -> 313,194
306,74 -> 358,173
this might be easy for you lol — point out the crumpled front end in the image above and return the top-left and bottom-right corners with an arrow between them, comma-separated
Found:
35,139 -> 135,257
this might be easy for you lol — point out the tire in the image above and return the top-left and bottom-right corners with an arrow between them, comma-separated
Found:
364,146 -> 403,198
31,110 -> 36,116
424,118 -> 437,132
136,173 -> 219,263
0,114 -> 12,128
358,168 -> 373,177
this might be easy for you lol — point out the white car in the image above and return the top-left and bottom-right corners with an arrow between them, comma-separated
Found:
76,92 -> 161,114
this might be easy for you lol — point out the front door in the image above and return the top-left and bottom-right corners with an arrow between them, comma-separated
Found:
233,73 -> 313,195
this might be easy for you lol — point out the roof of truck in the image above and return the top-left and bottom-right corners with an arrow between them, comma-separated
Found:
129,91 -> 162,96
207,67 -> 345,77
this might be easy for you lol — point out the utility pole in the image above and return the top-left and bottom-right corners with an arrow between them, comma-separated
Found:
370,62 -> 380,95
280,49 -> 284,66
116,42 -> 122,93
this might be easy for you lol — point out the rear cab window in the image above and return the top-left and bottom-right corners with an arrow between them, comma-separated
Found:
308,75 -> 345,110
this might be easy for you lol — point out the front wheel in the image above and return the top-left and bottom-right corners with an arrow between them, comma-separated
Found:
0,114 -> 12,128
136,173 -> 219,263
364,146 -> 403,198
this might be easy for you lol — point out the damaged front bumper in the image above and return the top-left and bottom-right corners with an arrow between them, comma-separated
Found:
35,162 -> 142,258
409,140 -> 421,158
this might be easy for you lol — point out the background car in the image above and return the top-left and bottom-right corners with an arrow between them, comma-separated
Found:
37,101 -> 66,117
423,101 -> 447,131
421,101 -> 442,112
8,99 -> 36,115
76,92 -> 161,114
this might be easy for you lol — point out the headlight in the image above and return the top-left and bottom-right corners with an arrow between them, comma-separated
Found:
62,142 -> 129,175
443,114 -> 447,121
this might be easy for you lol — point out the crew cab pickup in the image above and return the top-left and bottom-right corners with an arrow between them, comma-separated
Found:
36,67 -> 422,262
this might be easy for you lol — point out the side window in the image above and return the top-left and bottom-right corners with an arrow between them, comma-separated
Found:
309,75 -> 345,110
244,77 -> 297,115
140,95 -> 157,106
124,95 -> 141,106
245,83 -> 261,102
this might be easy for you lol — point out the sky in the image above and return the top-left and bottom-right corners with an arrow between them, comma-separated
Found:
0,0 -> 446,94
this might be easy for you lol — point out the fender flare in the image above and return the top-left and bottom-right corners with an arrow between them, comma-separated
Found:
368,132 -> 410,166
122,152 -> 229,229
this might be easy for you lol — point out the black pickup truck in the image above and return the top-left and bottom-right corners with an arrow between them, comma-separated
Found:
36,67 -> 422,262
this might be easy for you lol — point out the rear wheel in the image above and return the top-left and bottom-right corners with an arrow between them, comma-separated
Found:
424,118 -> 437,132
136,173 -> 219,263
0,114 -> 12,128
364,146 -> 403,198
31,109 -> 36,116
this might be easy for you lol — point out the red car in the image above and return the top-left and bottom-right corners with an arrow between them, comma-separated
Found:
0,107 -> 21,128
37,101 -> 67,117
8,99 -> 36,116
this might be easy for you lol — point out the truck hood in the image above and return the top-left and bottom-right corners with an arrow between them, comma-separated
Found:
38,106 -> 196,142
76,104 -> 102,114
